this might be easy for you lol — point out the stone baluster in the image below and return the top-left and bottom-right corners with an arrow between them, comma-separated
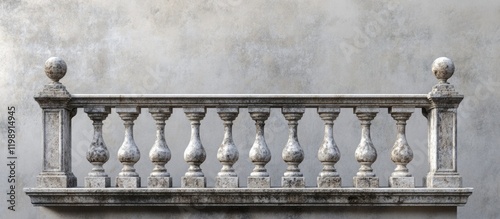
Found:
317,107 -> 342,188
35,57 -> 77,188
182,107 -> 207,188
281,107 -> 305,188
353,107 -> 379,188
84,107 -> 111,188
116,107 -> 141,188
425,57 -> 463,188
247,107 -> 272,188
215,107 -> 240,188
389,107 -> 415,188
148,108 -> 172,188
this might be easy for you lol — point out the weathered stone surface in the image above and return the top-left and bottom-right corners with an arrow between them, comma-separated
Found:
148,108 -> 172,187
317,107 -> 341,187
36,108 -> 77,188
317,177 -> 342,188
182,107 -> 207,188
181,176 -> 206,188
27,55 -> 475,217
281,107 -> 305,185
37,175 -> 76,188
24,188 -> 473,206
425,175 -> 462,188
10,0 -> 499,217
34,58 -> 77,188
353,177 -> 379,188
84,106 -> 111,188
282,177 -> 305,188
248,107 -> 272,186
388,107 -> 415,188
432,57 -> 455,84
44,57 -> 67,82
353,107 -> 379,188
425,57 -> 463,188
68,94 -> 433,108
148,177 -> 172,188
216,107 -> 239,184
85,177 -> 110,188
389,177 -> 415,188
247,177 -> 271,188
116,177 -> 141,188
215,177 -> 238,188
115,107 -> 141,188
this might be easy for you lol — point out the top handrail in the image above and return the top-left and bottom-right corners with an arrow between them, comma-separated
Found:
67,94 -> 433,108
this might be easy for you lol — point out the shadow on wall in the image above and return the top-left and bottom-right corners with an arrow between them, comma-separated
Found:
44,206 -> 456,219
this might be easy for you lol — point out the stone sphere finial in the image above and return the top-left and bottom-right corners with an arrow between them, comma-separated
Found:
44,57 -> 67,83
432,57 -> 454,84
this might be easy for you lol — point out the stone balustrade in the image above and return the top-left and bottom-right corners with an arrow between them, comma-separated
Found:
25,57 -> 472,206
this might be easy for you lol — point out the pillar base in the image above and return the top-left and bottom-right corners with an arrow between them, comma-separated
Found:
425,174 -> 462,188
389,177 -> 415,188
181,176 -> 206,188
282,177 -> 305,188
116,177 -> 141,188
353,177 -> 379,188
148,177 -> 172,188
37,173 -> 77,188
317,177 -> 341,188
247,177 -> 270,188
215,177 -> 239,188
85,176 -> 110,188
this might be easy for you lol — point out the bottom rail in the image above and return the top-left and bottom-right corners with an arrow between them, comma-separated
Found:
24,188 -> 472,207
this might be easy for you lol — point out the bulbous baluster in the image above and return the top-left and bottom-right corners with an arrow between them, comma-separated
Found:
215,107 -> 239,188
148,108 -> 172,188
247,107 -> 271,188
116,107 -> 141,188
182,107 -> 207,188
389,107 -> 415,188
317,107 -> 341,188
281,107 -> 305,188
353,107 -> 379,188
84,107 -> 111,188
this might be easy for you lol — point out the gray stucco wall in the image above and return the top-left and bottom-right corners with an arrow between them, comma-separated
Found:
1,0 -> 498,218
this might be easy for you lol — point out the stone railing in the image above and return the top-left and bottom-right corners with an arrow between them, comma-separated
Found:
25,57 -> 472,206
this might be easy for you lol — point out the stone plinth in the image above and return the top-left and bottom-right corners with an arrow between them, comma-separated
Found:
148,177 -> 172,188
282,177 -> 305,188
37,174 -> 76,188
353,177 -> 379,188
247,177 -> 270,188
215,177 -> 238,188
85,177 -> 110,188
181,177 -> 206,188
425,174 -> 462,188
390,177 -> 414,188
116,177 -> 141,188
317,177 -> 341,188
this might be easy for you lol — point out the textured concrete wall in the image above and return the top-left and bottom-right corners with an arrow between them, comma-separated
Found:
1,0 -> 499,218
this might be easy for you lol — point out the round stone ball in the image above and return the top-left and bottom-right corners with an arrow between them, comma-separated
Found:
432,57 -> 454,82
44,57 -> 67,82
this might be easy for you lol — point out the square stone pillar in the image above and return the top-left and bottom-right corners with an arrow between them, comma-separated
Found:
425,57 -> 463,188
37,107 -> 77,188
35,57 -> 77,188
